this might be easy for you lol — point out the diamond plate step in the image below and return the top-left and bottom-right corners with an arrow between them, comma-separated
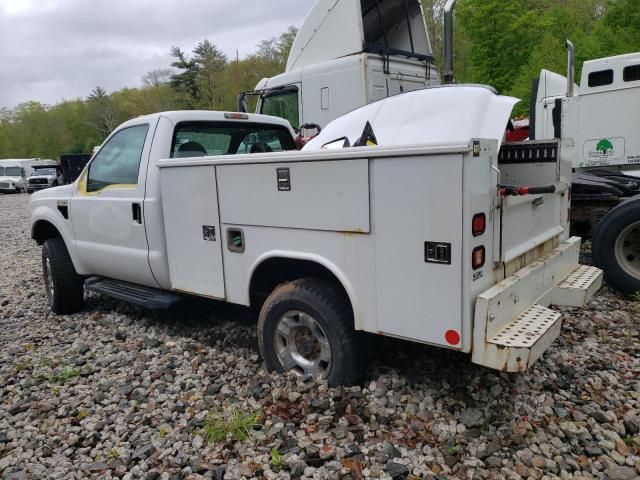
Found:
549,265 -> 603,308
488,304 -> 562,349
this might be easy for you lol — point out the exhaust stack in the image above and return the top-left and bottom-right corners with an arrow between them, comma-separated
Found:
566,40 -> 576,97
443,0 -> 457,83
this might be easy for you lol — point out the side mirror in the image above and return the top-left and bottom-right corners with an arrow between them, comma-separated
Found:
237,93 -> 248,113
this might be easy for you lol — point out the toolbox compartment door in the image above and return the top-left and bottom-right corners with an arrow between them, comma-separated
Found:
373,154 -> 463,345
159,165 -> 225,299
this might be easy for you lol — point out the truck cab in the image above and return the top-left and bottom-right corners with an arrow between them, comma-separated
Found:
27,165 -> 63,193
31,111 -> 296,290
532,52 -> 640,172
0,163 -> 26,193
241,0 -> 440,130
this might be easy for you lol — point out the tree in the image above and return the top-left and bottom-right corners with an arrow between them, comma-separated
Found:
170,46 -> 200,107
86,87 -> 123,139
193,40 -> 228,109
142,69 -> 173,88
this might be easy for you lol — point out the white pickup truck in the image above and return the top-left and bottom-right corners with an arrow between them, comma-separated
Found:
31,88 -> 603,386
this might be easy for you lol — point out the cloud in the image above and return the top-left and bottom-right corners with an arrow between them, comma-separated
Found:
0,0 -> 315,108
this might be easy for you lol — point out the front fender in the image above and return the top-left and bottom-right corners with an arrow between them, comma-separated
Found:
30,202 -> 87,275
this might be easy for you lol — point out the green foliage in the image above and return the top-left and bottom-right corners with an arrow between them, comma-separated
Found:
15,358 -> 31,372
270,448 -> 282,467
449,0 -> 638,114
47,366 -> 80,385
202,407 -> 261,444
631,291 -> 640,302
159,424 -> 171,439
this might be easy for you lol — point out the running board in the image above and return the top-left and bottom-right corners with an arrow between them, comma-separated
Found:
472,237 -> 603,372
85,277 -> 181,310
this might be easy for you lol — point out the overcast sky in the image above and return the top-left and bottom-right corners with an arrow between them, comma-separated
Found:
0,0 -> 315,109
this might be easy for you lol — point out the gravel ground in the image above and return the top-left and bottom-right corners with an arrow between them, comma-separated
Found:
1,192 -> 639,480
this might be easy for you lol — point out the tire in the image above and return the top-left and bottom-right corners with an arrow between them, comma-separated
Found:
258,278 -> 364,387
42,237 -> 85,314
592,198 -> 640,295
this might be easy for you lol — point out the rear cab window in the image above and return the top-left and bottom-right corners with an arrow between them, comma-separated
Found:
171,121 -> 296,158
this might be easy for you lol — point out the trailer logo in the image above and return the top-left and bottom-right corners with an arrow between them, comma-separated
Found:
582,136 -> 625,166
596,138 -> 614,155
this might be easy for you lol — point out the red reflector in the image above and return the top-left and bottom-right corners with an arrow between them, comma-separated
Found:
472,213 -> 486,237
472,246 -> 485,270
224,112 -> 249,120
445,330 -> 461,346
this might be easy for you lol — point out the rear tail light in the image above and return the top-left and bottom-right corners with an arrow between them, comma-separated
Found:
472,213 -> 486,237
472,246 -> 485,270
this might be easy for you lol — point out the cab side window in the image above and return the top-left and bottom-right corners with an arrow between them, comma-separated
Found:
87,125 -> 149,192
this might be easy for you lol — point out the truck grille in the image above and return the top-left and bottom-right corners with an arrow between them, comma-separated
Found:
29,178 -> 49,185
0,182 -> 10,189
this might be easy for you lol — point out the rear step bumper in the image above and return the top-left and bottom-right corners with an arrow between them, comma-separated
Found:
85,277 -> 181,310
472,237 -> 603,372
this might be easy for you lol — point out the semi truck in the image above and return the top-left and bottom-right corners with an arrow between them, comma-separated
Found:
528,43 -> 640,294
237,0 -> 440,131
240,0 -> 640,295
30,92 -> 602,386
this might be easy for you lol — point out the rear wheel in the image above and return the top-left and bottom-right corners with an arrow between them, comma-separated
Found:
258,278 -> 364,387
42,237 -> 85,314
592,198 -> 640,295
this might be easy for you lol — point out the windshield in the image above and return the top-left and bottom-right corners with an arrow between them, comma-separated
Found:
260,90 -> 300,129
33,168 -> 57,176
2,166 -> 22,177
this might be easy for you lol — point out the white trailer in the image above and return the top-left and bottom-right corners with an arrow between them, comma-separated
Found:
30,88 -> 602,385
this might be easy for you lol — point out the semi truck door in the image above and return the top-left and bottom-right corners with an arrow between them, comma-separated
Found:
70,120 -> 159,288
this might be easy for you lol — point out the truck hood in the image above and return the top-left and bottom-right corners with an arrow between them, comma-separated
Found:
31,184 -> 72,201
303,85 -> 519,151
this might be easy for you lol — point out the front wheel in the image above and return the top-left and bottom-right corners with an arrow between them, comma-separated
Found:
592,198 -> 640,295
258,278 -> 364,387
42,237 -> 85,314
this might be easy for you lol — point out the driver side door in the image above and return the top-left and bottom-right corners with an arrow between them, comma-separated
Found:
70,121 -> 159,287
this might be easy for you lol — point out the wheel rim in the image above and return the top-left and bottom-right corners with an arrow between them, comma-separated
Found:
274,310 -> 332,379
44,257 -> 55,305
614,220 -> 640,280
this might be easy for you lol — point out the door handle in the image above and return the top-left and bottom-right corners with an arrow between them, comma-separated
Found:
132,203 -> 142,224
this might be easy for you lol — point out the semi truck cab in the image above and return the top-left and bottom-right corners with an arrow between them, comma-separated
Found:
239,0 -> 440,130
